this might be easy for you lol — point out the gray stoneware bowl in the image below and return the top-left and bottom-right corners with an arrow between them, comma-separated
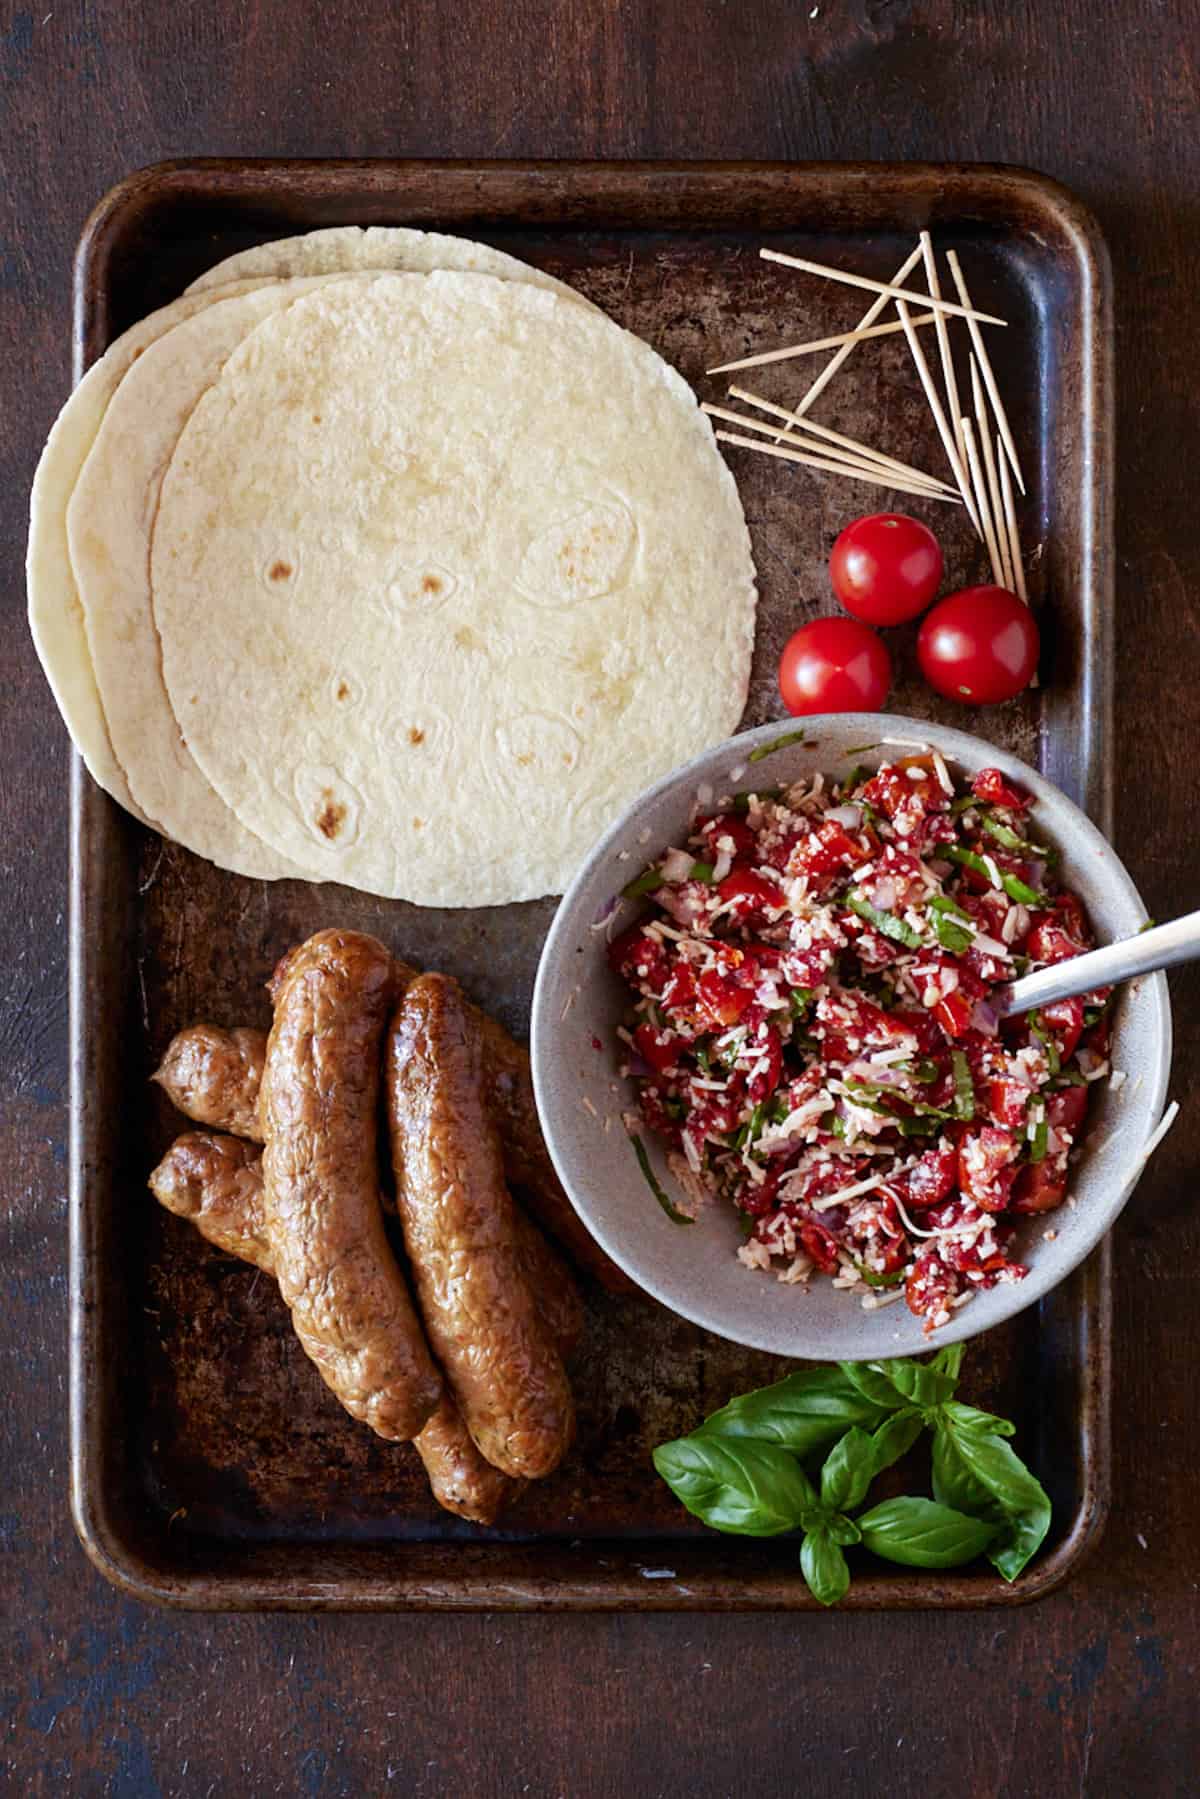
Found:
531,714 -> 1173,1359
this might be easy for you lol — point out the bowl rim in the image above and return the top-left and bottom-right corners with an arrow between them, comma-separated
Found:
532,712 -> 1173,1357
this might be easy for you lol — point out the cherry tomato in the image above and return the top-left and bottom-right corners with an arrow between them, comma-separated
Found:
829,512 -> 943,625
917,585 -> 1040,704
778,617 -> 891,716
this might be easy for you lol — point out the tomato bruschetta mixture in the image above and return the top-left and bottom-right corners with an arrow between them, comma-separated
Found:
609,753 -> 1110,1332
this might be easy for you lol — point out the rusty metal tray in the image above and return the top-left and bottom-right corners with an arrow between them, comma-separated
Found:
68,159 -> 1113,1610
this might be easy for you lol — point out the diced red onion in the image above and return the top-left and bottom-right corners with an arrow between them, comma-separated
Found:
626,1053 -> 652,1078
971,998 -> 999,1036
825,803 -> 863,829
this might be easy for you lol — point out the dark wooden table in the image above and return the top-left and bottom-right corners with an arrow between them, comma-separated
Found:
4,3 -> 1198,1792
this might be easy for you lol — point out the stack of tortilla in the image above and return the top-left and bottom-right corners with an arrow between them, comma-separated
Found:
27,227 -> 757,905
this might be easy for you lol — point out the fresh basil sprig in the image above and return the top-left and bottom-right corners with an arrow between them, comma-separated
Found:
653,1344 -> 1051,1604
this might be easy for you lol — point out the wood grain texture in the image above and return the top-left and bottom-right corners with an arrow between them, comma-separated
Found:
2,0 -> 1198,1792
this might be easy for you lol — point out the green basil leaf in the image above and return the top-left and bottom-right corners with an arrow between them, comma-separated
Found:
652,1436 -> 815,1536
950,1049 -> 976,1121
929,1343 -> 965,1384
629,1134 -> 695,1225
879,1358 -> 958,1408
932,1424 -> 1051,1581
820,1427 -> 878,1514
866,1408 -> 925,1476
847,891 -> 923,949
749,729 -> 820,763
697,1368 -> 892,1456
940,1401 -> 1016,1439
826,1513 -> 862,1548
800,1530 -> 851,1606
838,1361 -> 910,1412
622,864 -> 664,898
857,1497 -> 997,1569
933,912 -> 974,954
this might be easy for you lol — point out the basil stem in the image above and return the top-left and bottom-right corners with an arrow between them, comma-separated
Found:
1028,1011 -> 1061,1076
689,860 -> 717,883
732,786 -> 783,813
628,1133 -> 694,1225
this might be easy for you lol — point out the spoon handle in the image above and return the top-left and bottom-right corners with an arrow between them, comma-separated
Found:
995,911 -> 1200,1019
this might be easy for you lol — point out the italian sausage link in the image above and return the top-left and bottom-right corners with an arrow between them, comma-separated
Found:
387,973 -> 574,1480
154,998 -> 631,1293
261,929 -> 441,1442
148,1130 -> 273,1271
148,1130 -> 580,1523
152,1024 -> 267,1142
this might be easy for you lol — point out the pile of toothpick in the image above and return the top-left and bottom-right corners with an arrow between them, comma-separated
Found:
705,232 -> 1028,600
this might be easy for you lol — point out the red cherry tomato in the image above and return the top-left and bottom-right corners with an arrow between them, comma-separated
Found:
778,617 -> 891,716
829,513 -> 944,625
917,585 -> 1039,704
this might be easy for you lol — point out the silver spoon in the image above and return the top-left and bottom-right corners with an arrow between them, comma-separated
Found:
993,911 -> 1200,1018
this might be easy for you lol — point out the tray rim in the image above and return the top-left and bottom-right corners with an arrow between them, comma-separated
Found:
67,155 -> 1114,1612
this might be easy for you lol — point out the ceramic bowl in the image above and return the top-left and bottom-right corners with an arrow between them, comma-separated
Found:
531,713 -> 1172,1359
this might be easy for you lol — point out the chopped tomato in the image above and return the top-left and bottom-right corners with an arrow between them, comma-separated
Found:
716,866 -> 783,922
1011,1158 -> 1068,1214
958,1126 -> 1021,1212
787,817 -> 872,888
745,1024 -> 784,1102
906,1250 -> 959,1326
608,925 -> 672,995
1027,894 -> 1092,965
897,1145 -> 959,1210
799,1221 -> 841,1274
985,1077 -> 1033,1129
695,969 -> 756,1028
934,989 -> 975,1038
1038,996 -> 1086,1062
696,812 -> 758,860
971,767 -> 1031,812
632,1020 -> 684,1075
1047,1085 -> 1089,1134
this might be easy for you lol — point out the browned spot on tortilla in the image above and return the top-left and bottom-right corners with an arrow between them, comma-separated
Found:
408,727 -> 425,745
315,791 -> 347,840
516,751 -> 534,767
269,560 -> 293,581
312,414 -> 322,424
454,626 -> 479,652
421,573 -> 443,594
562,752 -> 573,765
336,681 -> 349,700
131,345 -> 144,361
413,817 -> 424,829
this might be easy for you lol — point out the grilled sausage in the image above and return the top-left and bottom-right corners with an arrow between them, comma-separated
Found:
154,1004 -> 632,1293
149,1130 -> 273,1271
387,973 -> 574,1479
261,929 -> 441,1442
147,1130 -> 582,1523
152,1023 -> 267,1142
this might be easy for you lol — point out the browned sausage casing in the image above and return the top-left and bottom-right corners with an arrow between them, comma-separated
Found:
152,1024 -> 267,1142
154,1004 -> 633,1293
147,1130 -> 582,1523
149,1131 -> 273,1271
387,973 -> 574,1480
261,929 -> 441,1442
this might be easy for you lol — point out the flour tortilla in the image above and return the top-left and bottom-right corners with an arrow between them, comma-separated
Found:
65,278 -> 390,878
25,278 -> 269,822
152,271 -> 757,905
186,225 -> 591,312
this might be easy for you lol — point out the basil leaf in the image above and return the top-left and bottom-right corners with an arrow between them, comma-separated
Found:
839,1361 -> 910,1412
866,1408 -> 924,1475
629,1134 -> 694,1225
929,1342 -> 965,1384
879,1358 -> 958,1409
826,1514 -> 862,1548
950,1049 -> 976,1122
940,1400 -> 1016,1439
847,891 -> 923,949
749,729 -> 819,763
698,1367 -> 892,1456
652,1436 -> 815,1536
932,1424 -> 1051,1581
800,1529 -> 851,1606
933,912 -> 974,954
622,864 -> 664,899
820,1427 -> 878,1514
856,1497 -> 997,1569
981,815 -> 1055,862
